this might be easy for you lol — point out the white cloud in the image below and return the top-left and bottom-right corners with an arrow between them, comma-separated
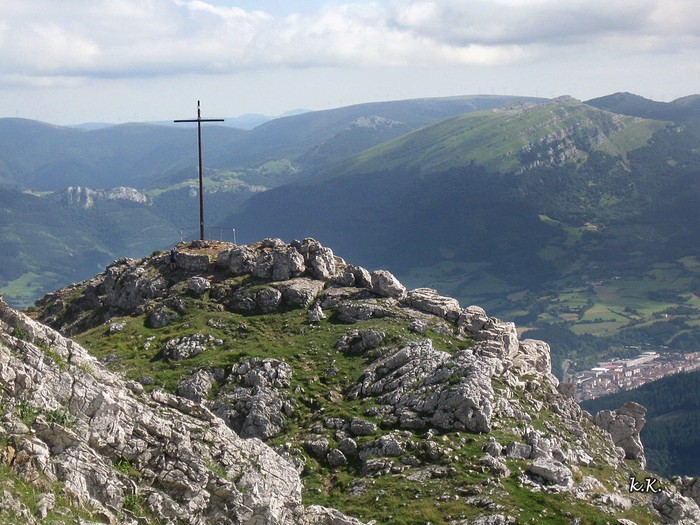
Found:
0,0 -> 698,86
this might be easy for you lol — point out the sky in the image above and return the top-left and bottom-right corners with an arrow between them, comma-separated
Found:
1,0 -> 698,125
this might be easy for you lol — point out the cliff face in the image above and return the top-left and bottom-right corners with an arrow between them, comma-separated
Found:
4,238 -> 700,524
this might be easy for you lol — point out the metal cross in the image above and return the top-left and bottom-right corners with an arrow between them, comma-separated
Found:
174,101 -> 224,240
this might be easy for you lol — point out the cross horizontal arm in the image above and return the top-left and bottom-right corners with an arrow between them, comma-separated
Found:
173,118 -> 225,123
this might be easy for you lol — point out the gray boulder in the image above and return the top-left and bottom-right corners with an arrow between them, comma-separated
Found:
212,358 -> 293,440
335,299 -> 398,323
527,456 -> 574,488
370,270 -> 406,299
146,307 -> 179,328
272,246 -> 306,281
175,252 -> 210,272
161,333 -> 221,360
272,278 -> 325,307
296,238 -> 337,280
187,276 -> 211,295
335,329 -> 385,354
505,442 -> 532,460
229,286 -> 283,313
177,369 -> 216,403
304,438 -> 331,460
512,339 -> 556,383
350,418 -> 378,436
403,288 -> 461,322
594,402 -> 647,467
358,433 -> 405,461
103,259 -> 168,311
326,449 -> 348,467
479,454 -> 510,478
457,305 -> 490,334
308,302 -> 326,323
347,265 -> 373,289
220,244 -> 257,274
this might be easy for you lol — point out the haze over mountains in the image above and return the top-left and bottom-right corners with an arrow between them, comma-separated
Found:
3,91 -> 700,376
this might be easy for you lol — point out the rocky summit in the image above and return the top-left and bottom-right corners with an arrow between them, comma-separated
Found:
2,238 -> 699,524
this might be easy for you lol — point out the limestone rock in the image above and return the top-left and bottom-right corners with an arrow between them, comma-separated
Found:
175,252 -> 210,272
146,306 -> 179,328
212,358 -> 293,440
301,505 -> 367,525
176,369 -> 216,403
358,433 -> 405,461
229,286 -> 283,313
304,438 -> 331,460
161,333 -> 221,360
504,442 -> 532,460
335,299 -> 398,323
403,288 -> 462,322
103,259 -> 168,312
349,418 -> 378,436
332,265 -> 372,289
370,270 -> 406,299
527,456 -> 574,488
409,318 -> 429,334
457,305 -> 490,334
308,302 -> 326,323
594,402 -> 647,467
272,278 -> 326,307
675,476 -> 700,507
0,298 -> 356,525
219,244 -> 257,274
295,238 -> 337,280
512,339 -> 556,383
479,454 -> 510,478
335,329 -> 385,354
187,276 -> 211,294
350,340 -> 496,433
653,491 -> 700,524
327,449 -> 348,467
338,437 -> 359,458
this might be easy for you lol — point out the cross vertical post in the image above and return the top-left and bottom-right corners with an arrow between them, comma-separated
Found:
174,101 -> 224,240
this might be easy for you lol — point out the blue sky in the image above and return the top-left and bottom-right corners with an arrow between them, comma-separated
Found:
1,0 -> 698,125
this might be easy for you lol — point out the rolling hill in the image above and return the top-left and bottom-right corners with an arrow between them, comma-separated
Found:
220,96 -> 700,370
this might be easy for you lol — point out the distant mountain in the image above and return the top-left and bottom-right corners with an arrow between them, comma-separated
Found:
0,95 -> 541,306
221,96 -> 700,370
0,186 -> 177,307
222,96 -> 670,266
0,118 -> 244,190
585,92 -> 700,121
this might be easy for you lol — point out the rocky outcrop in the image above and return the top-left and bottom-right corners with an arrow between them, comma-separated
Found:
594,401 -> 647,467
403,287 -> 461,322
210,358 -> 294,440
103,258 -> 168,311
63,186 -> 148,208
350,340 -> 497,433
0,298 -> 363,525
653,491 -> 700,524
